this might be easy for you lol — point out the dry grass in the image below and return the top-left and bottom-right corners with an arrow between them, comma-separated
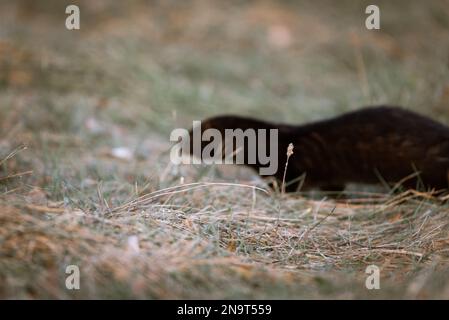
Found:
1,0 -> 449,299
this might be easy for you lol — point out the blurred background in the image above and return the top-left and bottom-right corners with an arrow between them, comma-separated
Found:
1,0 -> 449,195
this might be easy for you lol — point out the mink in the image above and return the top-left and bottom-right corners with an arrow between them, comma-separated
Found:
188,106 -> 449,192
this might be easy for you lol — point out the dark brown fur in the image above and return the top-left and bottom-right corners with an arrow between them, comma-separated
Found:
190,106 -> 449,192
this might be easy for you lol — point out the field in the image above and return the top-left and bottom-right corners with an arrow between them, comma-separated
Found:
1,0 -> 449,299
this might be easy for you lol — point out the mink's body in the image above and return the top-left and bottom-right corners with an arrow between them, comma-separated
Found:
191,106 -> 449,192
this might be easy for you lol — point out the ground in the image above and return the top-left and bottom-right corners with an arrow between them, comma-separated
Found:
1,0 -> 449,299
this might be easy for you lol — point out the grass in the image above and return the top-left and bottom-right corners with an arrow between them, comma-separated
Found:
1,0 -> 449,299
